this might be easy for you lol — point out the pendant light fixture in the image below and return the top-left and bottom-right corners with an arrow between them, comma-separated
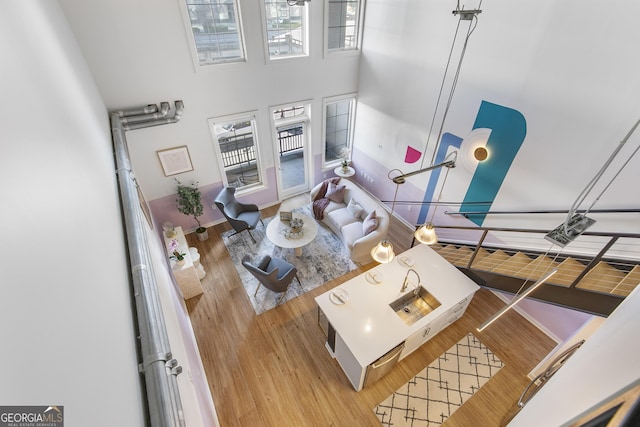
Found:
371,171 -> 401,263
414,151 -> 457,245
407,2 -> 482,246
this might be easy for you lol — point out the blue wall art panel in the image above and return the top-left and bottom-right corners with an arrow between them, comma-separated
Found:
461,101 -> 527,225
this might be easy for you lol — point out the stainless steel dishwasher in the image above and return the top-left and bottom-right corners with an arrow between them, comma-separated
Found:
363,341 -> 405,388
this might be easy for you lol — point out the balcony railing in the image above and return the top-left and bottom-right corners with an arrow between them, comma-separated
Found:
278,126 -> 303,154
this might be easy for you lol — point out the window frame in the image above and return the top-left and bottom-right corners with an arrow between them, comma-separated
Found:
324,0 -> 366,56
261,0 -> 310,61
180,0 -> 248,69
208,111 -> 266,194
321,94 -> 357,169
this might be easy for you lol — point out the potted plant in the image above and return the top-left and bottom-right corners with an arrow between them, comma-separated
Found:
339,147 -> 351,173
168,239 -> 186,266
176,180 -> 208,241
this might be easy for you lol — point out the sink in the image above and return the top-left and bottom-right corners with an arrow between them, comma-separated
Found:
389,287 -> 441,326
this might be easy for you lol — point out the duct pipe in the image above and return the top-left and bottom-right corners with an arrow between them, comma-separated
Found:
120,102 -> 171,124
116,104 -> 159,117
123,100 -> 184,131
111,112 -> 185,426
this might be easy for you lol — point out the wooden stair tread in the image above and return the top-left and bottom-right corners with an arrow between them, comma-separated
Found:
514,254 -> 559,280
470,249 -> 510,271
594,264 -> 640,297
574,261 -> 626,294
490,252 -> 534,276
548,258 -> 586,287
453,247 -> 488,267
437,241 -> 640,304
433,244 -> 460,263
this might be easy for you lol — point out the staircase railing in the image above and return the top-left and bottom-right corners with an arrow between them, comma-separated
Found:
417,223 -> 640,316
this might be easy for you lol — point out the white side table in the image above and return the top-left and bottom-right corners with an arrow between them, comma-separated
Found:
163,226 -> 204,299
334,166 -> 355,178
189,247 -> 206,280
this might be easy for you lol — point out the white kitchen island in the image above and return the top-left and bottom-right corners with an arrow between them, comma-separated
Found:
315,244 -> 480,391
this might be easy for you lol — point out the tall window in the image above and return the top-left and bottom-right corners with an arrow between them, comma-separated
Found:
184,0 -> 246,65
209,114 -> 264,190
323,95 -> 356,166
326,0 -> 363,52
264,0 -> 308,59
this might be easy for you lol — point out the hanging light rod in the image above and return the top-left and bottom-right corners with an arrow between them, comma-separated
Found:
391,153 -> 457,185
476,268 -> 558,332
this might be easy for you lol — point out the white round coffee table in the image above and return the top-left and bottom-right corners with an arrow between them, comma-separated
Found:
266,212 -> 318,257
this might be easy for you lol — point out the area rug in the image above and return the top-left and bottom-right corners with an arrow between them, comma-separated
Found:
374,333 -> 504,426
222,205 -> 358,314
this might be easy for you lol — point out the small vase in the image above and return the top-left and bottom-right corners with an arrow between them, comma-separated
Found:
342,165 -> 349,173
176,259 -> 186,267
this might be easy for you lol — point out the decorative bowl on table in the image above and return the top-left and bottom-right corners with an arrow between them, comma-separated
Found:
289,218 -> 304,233
284,217 -> 304,239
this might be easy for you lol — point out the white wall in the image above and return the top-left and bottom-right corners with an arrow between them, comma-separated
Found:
509,286 -> 640,426
59,0 -> 360,207
354,0 -> 640,237
0,2 -> 144,425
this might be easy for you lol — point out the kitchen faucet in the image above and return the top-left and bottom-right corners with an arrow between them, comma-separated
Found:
401,268 -> 421,294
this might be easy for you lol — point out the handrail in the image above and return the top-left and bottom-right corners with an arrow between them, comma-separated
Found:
445,208 -> 640,216
426,224 -> 640,239
111,110 -> 185,426
419,224 -> 640,290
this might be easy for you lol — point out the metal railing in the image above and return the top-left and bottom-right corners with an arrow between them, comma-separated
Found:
428,224 -> 640,268
278,125 -> 304,154
423,223 -> 640,315
220,134 -> 256,168
220,125 -> 303,171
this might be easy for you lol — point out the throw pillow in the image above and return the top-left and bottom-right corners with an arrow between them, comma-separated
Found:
362,210 -> 378,236
326,182 -> 346,203
346,198 -> 364,219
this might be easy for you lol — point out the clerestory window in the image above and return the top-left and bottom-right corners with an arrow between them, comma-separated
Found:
326,0 -> 364,53
263,0 -> 309,59
183,0 -> 246,66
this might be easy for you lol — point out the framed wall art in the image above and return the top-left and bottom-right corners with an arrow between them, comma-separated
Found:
157,145 -> 193,176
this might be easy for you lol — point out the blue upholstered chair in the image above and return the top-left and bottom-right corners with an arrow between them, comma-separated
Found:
241,254 -> 302,305
214,186 -> 263,243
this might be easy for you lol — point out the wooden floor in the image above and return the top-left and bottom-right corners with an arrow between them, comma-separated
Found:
183,194 -> 557,427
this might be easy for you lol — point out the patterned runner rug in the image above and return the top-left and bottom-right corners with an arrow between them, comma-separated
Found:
222,205 -> 358,314
374,333 -> 504,426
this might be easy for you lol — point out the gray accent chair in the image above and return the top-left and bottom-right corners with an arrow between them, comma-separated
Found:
241,255 -> 302,305
214,186 -> 263,243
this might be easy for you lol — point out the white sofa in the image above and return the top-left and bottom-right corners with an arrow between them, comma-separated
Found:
310,179 -> 389,264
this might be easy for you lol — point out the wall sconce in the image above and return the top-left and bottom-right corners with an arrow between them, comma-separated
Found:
473,146 -> 489,161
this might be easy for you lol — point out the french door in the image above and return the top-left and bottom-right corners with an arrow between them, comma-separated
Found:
271,103 -> 311,200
